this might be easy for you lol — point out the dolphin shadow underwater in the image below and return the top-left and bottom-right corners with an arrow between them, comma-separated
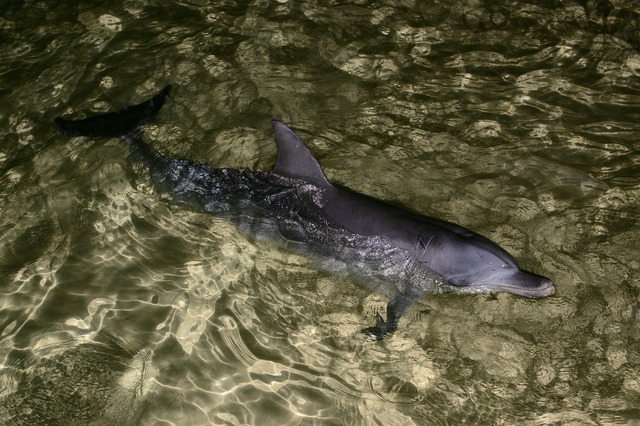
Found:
55,85 -> 555,340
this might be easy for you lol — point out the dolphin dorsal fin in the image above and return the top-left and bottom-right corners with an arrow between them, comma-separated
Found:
271,120 -> 331,187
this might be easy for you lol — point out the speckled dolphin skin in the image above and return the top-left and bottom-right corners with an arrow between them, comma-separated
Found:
55,85 -> 555,339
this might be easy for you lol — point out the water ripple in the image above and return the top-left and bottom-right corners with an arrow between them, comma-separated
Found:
1,0 -> 639,424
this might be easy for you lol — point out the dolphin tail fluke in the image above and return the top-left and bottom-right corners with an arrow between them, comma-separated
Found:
54,85 -> 172,142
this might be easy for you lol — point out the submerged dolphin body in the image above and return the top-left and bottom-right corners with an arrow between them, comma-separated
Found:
55,85 -> 555,339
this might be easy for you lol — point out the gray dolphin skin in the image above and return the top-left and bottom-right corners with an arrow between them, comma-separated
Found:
55,85 -> 555,339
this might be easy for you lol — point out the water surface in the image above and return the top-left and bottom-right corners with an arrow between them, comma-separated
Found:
1,1 -> 639,424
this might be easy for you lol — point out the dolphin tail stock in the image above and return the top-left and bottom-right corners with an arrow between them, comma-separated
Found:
54,85 -> 172,143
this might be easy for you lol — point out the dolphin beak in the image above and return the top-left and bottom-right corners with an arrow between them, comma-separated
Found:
500,272 -> 555,298
535,277 -> 555,297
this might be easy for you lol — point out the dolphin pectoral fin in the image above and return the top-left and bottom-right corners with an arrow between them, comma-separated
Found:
361,307 -> 399,341
360,292 -> 419,341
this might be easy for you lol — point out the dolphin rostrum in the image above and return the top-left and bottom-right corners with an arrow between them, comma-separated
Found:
55,85 -> 555,339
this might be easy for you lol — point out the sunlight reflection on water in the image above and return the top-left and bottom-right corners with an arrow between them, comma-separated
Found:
0,0 -> 639,424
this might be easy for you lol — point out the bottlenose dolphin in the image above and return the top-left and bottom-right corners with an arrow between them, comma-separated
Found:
55,85 -> 555,339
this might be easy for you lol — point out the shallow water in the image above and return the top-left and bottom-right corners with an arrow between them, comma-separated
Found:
1,0 -> 639,424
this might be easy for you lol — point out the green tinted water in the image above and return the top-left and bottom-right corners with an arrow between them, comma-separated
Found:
1,1 -> 639,424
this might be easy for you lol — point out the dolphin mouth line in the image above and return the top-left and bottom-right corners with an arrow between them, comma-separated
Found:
492,282 -> 556,298
442,280 -> 556,298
